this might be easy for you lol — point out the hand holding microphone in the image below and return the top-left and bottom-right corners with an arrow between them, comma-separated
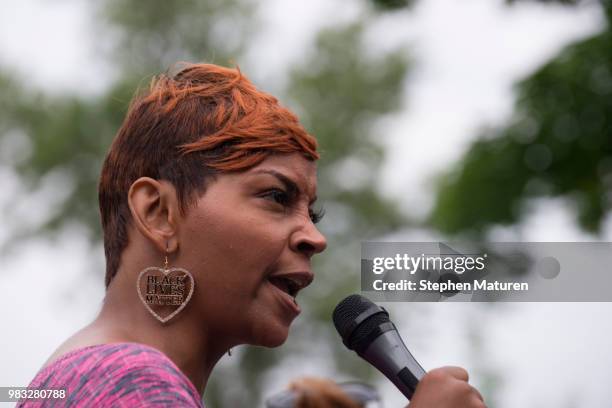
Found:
409,366 -> 486,408
333,294 -> 486,407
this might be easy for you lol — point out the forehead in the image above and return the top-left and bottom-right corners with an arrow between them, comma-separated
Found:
246,153 -> 318,196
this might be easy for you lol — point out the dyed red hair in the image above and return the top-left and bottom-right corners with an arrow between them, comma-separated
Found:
98,63 -> 318,287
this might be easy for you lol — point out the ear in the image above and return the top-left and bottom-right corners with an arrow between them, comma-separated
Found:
127,177 -> 181,253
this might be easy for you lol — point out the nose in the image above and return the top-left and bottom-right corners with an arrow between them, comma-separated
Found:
290,219 -> 327,258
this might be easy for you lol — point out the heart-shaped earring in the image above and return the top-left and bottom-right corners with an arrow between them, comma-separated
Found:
136,244 -> 195,324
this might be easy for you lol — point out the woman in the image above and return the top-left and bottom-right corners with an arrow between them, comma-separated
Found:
18,63 -> 485,407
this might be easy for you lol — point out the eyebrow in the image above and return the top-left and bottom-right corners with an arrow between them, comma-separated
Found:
251,169 -> 318,205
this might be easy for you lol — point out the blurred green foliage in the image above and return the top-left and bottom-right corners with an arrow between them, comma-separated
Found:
430,0 -> 612,236
371,0 -> 415,11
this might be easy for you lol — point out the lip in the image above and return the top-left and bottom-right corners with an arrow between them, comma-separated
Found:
267,270 -> 314,316
268,271 -> 314,292
268,280 -> 302,316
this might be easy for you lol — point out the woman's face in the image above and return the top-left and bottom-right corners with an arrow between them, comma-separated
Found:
179,152 -> 327,347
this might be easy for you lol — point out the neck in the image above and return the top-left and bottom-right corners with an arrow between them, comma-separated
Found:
92,268 -> 229,396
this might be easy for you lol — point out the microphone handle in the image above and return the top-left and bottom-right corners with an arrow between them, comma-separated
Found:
360,330 -> 426,399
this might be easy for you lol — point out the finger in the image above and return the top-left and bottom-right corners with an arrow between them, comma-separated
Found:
440,366 -> 469,382
471,385 -> 484,402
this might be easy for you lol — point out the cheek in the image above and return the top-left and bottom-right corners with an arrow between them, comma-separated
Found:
181,204 -> 288,295
181,206 -> 294,343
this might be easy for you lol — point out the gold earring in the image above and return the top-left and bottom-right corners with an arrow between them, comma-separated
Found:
136,242 -> 195,324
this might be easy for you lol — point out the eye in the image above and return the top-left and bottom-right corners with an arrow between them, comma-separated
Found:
260,189 -> 290,206
309,207 -> 325,224
260,188 -> 324,224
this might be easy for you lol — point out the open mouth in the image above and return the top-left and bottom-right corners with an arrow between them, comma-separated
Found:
267,272 -> 313,301
268,276 -> 301,298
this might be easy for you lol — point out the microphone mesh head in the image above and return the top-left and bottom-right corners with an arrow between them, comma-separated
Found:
332,294 -> 390,351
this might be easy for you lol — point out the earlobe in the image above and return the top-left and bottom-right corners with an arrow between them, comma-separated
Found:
127,177 -> 180,253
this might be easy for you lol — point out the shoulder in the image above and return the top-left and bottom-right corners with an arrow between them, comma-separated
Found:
19,343 -> 203,407
90,343 -> 203,406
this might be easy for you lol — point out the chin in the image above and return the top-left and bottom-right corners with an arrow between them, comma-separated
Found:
251,321 -> 291,348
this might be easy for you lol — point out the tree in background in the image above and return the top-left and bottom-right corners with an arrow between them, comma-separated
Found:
431,0 -> 612,236
0,0 -> 410,405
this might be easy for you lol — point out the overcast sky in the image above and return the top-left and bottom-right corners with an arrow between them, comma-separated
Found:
1,1 -> 611,407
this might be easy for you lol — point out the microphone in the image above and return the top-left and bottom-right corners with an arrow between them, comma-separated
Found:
332,294 -> 426,400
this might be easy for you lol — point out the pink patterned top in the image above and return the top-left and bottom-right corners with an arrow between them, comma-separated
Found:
16,342 -> 204,407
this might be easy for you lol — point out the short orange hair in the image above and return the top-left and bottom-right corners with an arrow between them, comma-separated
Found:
98,63 -> 318,287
